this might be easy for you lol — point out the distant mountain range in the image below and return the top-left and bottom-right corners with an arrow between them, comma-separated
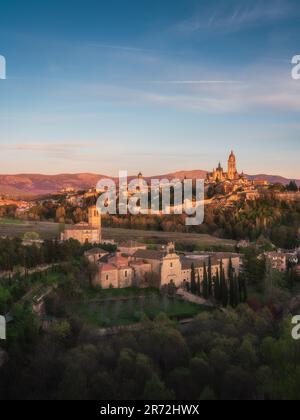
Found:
0,171 -> 299,197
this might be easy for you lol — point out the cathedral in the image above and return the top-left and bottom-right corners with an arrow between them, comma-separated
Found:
207,151 -> 244,183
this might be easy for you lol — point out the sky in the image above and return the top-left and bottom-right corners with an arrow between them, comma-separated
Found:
0,0 -> 300,178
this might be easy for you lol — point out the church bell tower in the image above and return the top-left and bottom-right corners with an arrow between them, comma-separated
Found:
228,151 -> 237,181
88,205 -> 102,242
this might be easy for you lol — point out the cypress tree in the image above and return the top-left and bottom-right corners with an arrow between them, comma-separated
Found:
228,258 -> 238,308
203,262 -> 208,299
219,260 -> 224,302
222,278 -> 228,308
191,263 -> 196,295
229,274 -> 234,307
214,269 -> 220,302
208,257 -> 213,297
196,274 -> 201,296
242,276 -> 248,302
238,275 -> 243,303
234,275 -> 240,307
220,260 -> 228,307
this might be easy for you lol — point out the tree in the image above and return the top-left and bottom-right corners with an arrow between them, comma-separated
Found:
202,262 -> 209,299
196,274 -> 201,296
23,231 -> 40,241
208,257 -> 213,297
214,269 -> 221,302
287,180 -> 298,192
143,374 -> 174,400
55,206 -> 66,223
0,286 -> 12,313
199,386 -> 217,401
219,260 -> 228,307
190,264 -> 196,294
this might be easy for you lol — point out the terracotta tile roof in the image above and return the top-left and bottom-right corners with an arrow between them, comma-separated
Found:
85,248 -> 108,255
132,249 -> 165,260
100,263 -> 117,272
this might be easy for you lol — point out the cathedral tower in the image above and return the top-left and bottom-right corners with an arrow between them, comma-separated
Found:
228,151 -> 237,181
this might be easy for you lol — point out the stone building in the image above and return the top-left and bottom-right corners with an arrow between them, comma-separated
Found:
61,205 -> 102,245
84,248 -> 109,264
131,243 -> 241,288
91,242 -> 242,290
207,151 -> 246,183
93,253 -> 139,289
117,241 -> 147,256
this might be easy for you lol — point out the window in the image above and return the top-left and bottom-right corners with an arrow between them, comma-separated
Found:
125,271 -> 128,278
170,263 -> 173,268
106,275 -> 109,281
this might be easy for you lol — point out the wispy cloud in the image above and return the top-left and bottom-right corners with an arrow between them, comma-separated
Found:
72,66 -> 300,114
3,143 -> 98,152
2,142 -> 107,162
143,80 -> 242,85
176,0 -> 291,34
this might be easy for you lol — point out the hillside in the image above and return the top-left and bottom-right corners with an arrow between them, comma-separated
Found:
0,173 -> 107,197
247,174 -> 300,187
0,171 -> 299,197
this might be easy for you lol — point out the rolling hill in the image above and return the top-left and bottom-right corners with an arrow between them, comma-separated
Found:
0,171 -> 299,197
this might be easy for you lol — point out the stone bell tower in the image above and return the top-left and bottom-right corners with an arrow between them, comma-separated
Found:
228,151 -> 237,181
88,205 -> 102,242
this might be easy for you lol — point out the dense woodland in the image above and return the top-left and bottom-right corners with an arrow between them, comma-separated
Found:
3,196 -> 299,249
0,239 -> 299,400
0,238 -> 85,272
1,302 -> 300,400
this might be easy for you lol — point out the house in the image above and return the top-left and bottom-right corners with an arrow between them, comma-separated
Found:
265,251 -> 287,272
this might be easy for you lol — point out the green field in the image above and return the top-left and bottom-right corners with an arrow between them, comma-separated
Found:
0,220 -> 60,239
0,220 -> 236,248
0,218 -> 24,225
69,288 -> 210,328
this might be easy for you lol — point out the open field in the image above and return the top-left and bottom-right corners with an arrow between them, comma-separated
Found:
102,227 -> 236,247
68,288 -> 211,328
0,218 -> 24,225
0,219 -> 236,248
0,220 -> 60,240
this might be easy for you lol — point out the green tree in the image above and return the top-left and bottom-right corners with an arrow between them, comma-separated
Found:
214,269 -> 221,302
143,374 -> 174,400
208,257 -> 213,297
190,263 -> 196,295
202,262 -> 208,299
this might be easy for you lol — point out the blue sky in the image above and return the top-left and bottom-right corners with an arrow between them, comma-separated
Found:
0,0 -> 300,177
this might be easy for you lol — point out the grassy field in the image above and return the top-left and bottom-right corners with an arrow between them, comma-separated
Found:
69,288 -> 210,328
0,219 -> 236,248
102,227 -> 236,248
0,220 -> 60,239
0,218 -> 24,225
